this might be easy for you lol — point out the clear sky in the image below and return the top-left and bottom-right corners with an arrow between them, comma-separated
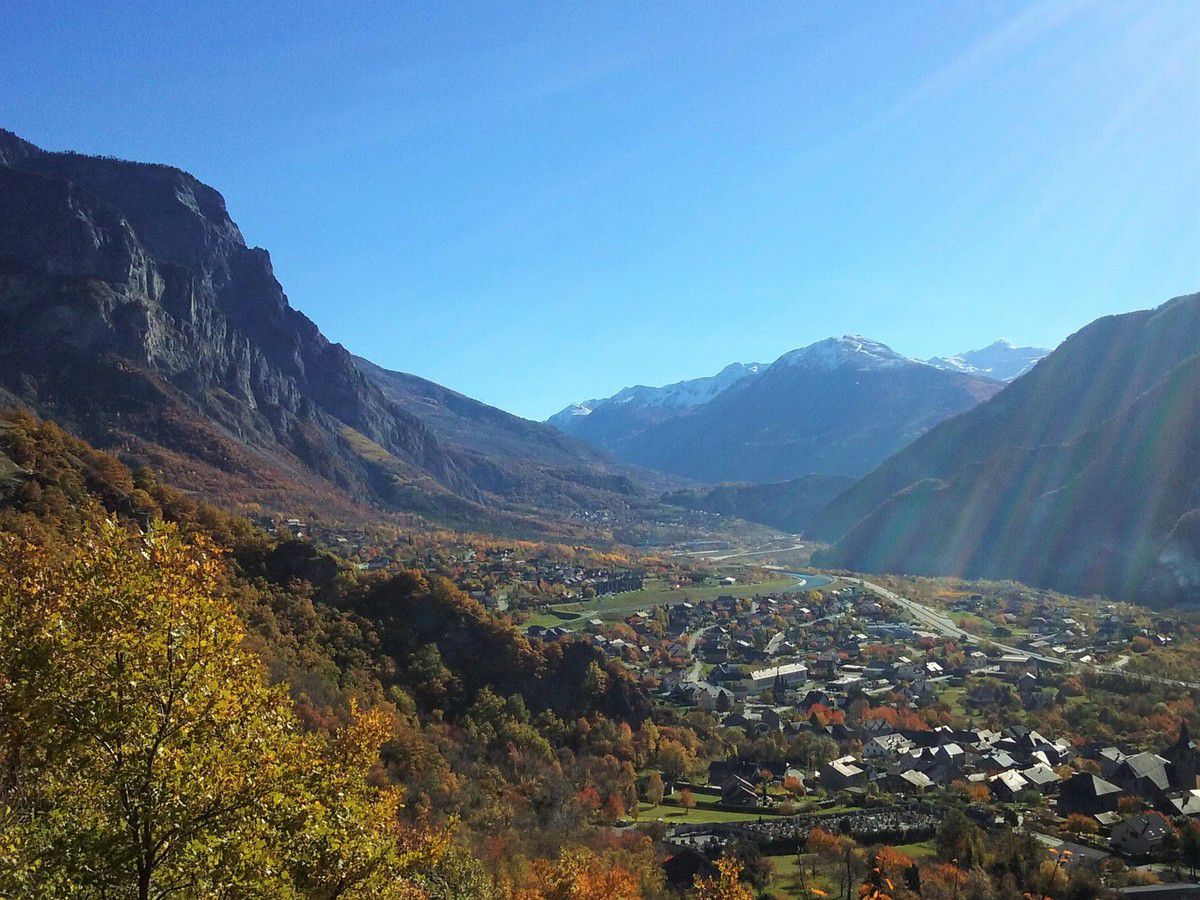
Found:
2,2 -> 1198,419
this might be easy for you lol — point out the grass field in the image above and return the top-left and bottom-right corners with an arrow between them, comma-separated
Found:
895,840 -> 937,859
940,686 -> 967,716
524,575 -> 800,630
765,854 -> 837,897
635,801 -> 771,824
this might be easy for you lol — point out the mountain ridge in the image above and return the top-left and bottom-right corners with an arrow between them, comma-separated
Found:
549,335 -> 1004,484
0,128 -> 658,532
812,291 -> 1200,603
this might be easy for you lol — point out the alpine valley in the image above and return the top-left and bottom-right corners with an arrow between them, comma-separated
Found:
2,123 -> 1200,900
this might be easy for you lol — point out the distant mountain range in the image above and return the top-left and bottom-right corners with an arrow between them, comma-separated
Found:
550,336 -> 1011,484
926,340 -> 1049,381
0,129 -> 664,531
812,292 -> 1200,604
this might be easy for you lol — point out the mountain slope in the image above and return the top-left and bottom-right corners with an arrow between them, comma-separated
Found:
553,337 -> 1002,484
0,129 -> 648,528
927,340 -> 1049,381
813,292 -> 1200,603
354,356 -> 668,505
663,473 -> 856,534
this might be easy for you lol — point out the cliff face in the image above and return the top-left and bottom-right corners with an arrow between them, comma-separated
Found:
0,130 -> 642,526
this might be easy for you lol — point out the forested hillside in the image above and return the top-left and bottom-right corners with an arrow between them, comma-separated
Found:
0,409 -> 667,896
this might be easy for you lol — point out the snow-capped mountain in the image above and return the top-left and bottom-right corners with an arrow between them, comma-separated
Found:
926,340 -> 1049,382
549,336 -> 1005,483
552,362 -> 762,422
773,335 -> 910,371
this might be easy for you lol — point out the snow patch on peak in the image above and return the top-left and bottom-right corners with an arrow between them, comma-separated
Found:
927,341 -> 1049,382
772,335 -> 911,371
549,361 -> 762,423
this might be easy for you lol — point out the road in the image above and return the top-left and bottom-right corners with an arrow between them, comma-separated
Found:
848,577 -> 1200,692
677,541 -> 807,562
683,625 -> 713,683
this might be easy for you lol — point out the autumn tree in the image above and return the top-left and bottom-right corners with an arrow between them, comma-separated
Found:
520,847 -> 643,899
0,518 -> 443,899
655,739 -> 695,783
1063,813 -> 1100,835
694,856 -> 753,900
643,771 -> 665,807
936,808 -> 987,869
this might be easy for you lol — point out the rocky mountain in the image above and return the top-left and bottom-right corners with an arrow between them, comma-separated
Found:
926,340 -> 1049,381
550,336 -> 1003,484
0,129 -> 653,529
812,292 -> 1200,604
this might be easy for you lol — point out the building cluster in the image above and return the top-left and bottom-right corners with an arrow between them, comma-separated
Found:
573,581 -> 1200,865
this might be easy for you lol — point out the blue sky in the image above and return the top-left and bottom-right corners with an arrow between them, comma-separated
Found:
3,2 -> 1198,419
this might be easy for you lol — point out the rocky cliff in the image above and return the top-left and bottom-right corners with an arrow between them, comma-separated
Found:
0,129 -> 647,527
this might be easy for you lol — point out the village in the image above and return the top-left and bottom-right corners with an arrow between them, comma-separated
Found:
528,574 -> 1200,890
259,513 -> 1200,892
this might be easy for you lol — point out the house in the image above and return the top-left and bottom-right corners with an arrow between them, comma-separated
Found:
989,770 -> 1030,802
721,711 -> 753,729
865,733 -> 914,763
999,654 -> 1037,677
1059,773 -> 1124,816
811,651 -> 839,681
708,759 -> 767,787
820,756 -> 867,791
709,663 -> 745,684
886,769 -> 934,795
1110,813 -> 1175,857
1094,746 -> 1130,778
981,750 -> 1020,773
1022,763 -> 1062,794
690,682 -> 735,712
721,775 -> 761,807
966,651 -> 990,671
1113,752 -> 1172,800
1159,790 -> 1200,818
660,670 -> 689,693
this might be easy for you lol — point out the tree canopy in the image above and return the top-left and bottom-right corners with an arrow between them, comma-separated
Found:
0,517 -> 448,898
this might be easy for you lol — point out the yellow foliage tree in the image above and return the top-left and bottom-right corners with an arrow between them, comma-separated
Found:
510,847 -> 642,899
694,856 -> 753,900
0,518 -> 445,899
